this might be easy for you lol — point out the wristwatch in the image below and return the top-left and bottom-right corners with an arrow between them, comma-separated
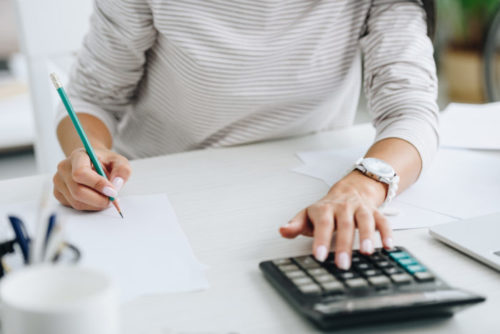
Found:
354,157 -> 399,209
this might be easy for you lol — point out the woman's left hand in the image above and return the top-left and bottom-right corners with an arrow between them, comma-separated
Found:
279,170 -> 394,270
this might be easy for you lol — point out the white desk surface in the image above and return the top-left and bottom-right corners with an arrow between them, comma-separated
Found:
1,124 -> 498,333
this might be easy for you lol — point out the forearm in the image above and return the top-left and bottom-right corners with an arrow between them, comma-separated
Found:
56,114 -> 112,156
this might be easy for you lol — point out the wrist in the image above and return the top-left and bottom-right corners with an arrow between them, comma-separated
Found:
335,170 -> 388,207
70,142 -> 109,156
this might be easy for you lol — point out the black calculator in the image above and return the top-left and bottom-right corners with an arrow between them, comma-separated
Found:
259,247 -> 485,330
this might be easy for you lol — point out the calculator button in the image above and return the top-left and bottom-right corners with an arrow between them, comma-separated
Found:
414,271 -> 435,282
345,278 -> 369,289
278,264 -> 299,272
368,276 -> 391,288
338,272 -> 359,280
369,254 -> 384,262
375,261 -> 392,268
294,256 -> 321,269
292,277 -> 314,285
390,273 -> 413,285
307,268 -> 329,277
351,256 -> 362,263
384,267 -> 403,275
315,274 -> 337,283
354,262 -> 372,271
321,281 -> 345,293
383,247 -> 402,254
273,258 -> 292,266
362,269 -> 382,277
298,283 -> 322,295
285,271 -> 306,279
389,252 -> 410,261
406,264 -> 427,274
398,258 -> 419,266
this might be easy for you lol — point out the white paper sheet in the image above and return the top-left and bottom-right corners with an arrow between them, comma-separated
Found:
440,102 -> 500,150
293,147 -> 500,227
0,194 -> 209,301
397,149 -> 500,219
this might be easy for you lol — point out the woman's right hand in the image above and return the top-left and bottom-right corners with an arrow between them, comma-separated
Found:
53,147 -> 132,211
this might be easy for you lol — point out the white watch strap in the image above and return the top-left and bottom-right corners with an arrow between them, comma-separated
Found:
380,174 -> 399,209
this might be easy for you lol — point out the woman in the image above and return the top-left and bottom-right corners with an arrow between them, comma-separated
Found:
53,1 -> 438,270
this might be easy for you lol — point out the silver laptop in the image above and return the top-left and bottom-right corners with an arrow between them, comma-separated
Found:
429,213 -> 500,271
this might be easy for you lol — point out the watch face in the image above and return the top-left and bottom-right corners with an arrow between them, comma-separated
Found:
362,158 -> 395,178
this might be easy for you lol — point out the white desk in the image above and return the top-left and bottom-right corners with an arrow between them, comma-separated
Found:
0,124 -> 498,333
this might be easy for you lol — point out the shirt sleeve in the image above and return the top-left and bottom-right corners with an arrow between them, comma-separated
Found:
55,0 -> 156,138
359,0 -> 439,175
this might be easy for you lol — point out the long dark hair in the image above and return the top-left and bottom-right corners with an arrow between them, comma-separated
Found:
362,1 -> 436,40
422,0 -> 436,40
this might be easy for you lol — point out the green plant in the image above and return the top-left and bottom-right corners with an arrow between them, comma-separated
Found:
438,0 -> 499,49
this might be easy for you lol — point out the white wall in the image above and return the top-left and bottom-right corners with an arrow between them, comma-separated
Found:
0,0 -> 19,57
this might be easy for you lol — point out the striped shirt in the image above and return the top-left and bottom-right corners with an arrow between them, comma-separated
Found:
57,0 -> 439,170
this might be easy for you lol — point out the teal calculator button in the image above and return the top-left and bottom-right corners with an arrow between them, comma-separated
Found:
389,252 -> 410,260
398,258 -> 418,266
406,264 -> 427,273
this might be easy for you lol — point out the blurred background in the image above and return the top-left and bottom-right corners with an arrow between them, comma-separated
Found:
0,0 -> 499,180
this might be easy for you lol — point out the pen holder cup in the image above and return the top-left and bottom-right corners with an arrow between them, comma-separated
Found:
0,265 -> 120,334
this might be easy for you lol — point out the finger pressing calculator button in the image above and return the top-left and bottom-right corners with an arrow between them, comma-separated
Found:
285,271 -> 306,279
345,278 -> 369,289
278,264 -> 299,272
321,281 -> 345,293
298,283 -> 322,295
292,277 -> 314,285
414,271 -> 435,282
390,273 -> 413,285
294,256 -> 321,269
368,276 -> 391,288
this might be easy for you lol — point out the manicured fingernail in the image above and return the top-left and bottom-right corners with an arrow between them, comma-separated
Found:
284,219 -> 298,227
102,186 -> 117,197
112,177 -> 124,191
315,245 -> 328,262
337,252 -> 350,270
361,239 -> 373,254
384,237 -> 394,249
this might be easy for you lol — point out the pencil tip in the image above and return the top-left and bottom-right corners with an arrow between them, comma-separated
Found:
119,211 -> 124,219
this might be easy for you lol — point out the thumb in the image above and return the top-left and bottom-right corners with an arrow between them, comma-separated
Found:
280,210 -> 307,239
100,151 -> 132,192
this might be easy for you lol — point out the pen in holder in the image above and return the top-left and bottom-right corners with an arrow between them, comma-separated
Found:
0,214 -> 81,279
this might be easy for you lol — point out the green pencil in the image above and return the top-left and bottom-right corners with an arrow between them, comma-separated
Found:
50,73 -> 123,218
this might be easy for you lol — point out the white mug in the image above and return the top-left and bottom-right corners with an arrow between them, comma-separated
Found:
0,265 -> 120,334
